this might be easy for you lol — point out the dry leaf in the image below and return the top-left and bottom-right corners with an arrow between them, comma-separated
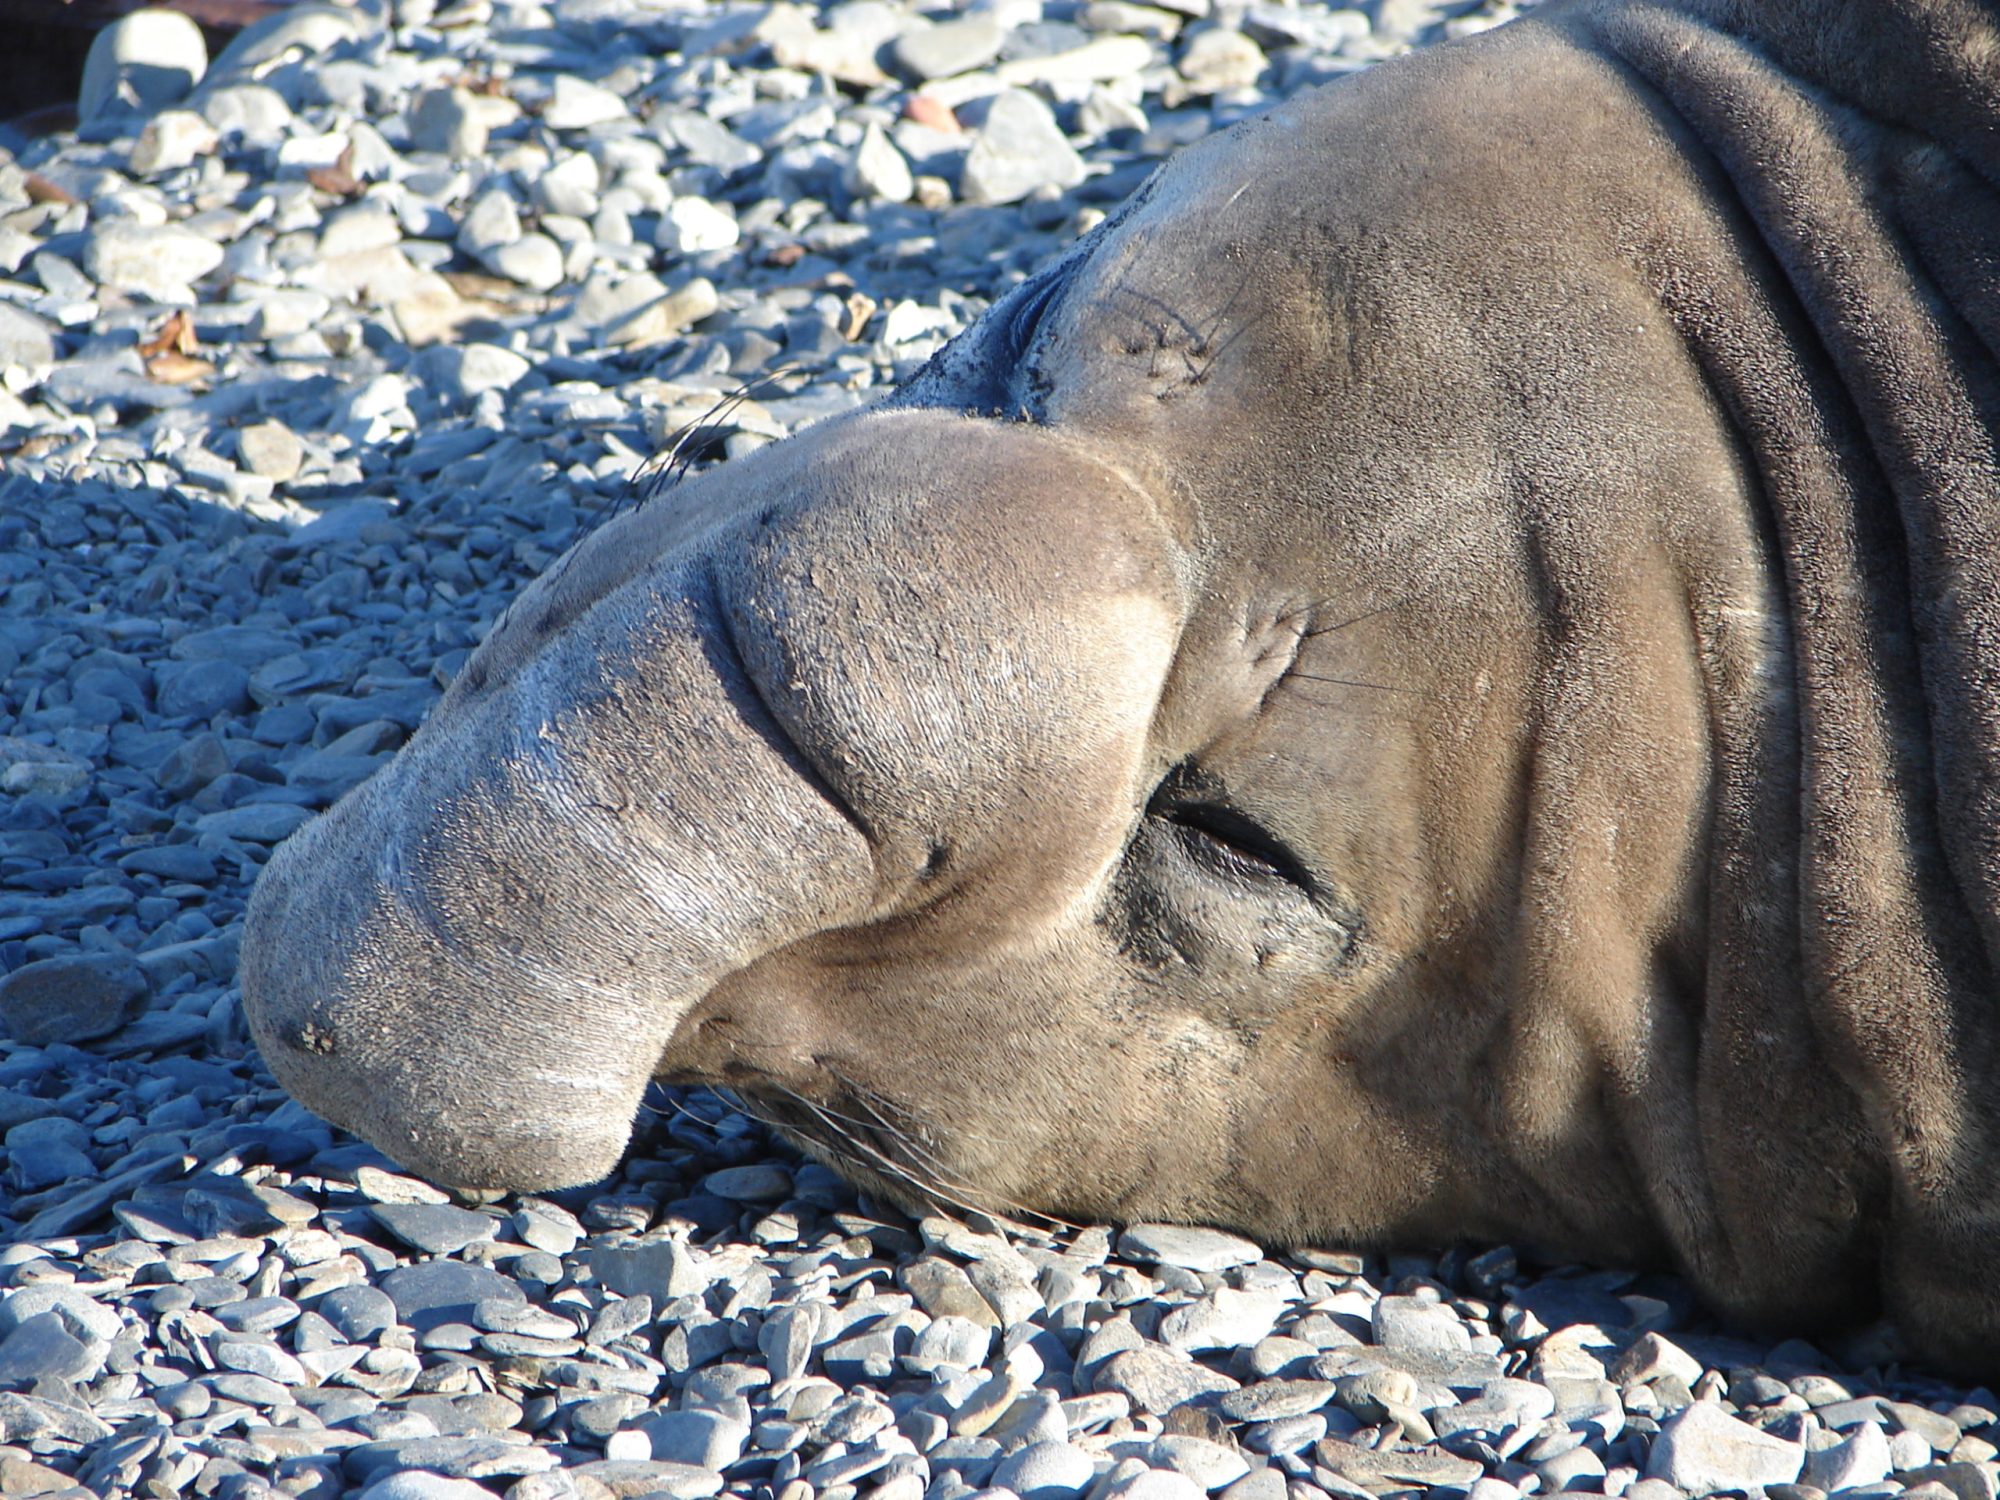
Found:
138,310 -> 198,360
903,94 -> 960,133
24,173 -> 78,206
144,353 -> 217,386
307,143 -> 362,198
841,292 -> 878,342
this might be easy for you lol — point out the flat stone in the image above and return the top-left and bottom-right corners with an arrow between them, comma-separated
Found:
893,15 -> 1005,79
1887,1403 -> 1964,1454
1646,1400 -> 1805,1496
217,1337 -> 309,1385
1176,27 -> 1265,93
1100,1470 -> 1207,1500
0,1313 -> 100,1387
486,234 -> 566,291
1151,1436 -> 1251,1491
658,198 -> 740,255
358,1475 -> 503,1500
1430,1379 -> 1555,1441
848,124 -> 914,202
1371,1297 -> 1469,1353
0,954 -> 148,1045
907,1314 -> 992,1375
992,1440 -> 1096,1500
346,1436 -> 558,1484
409,86 -> 488,157
1313,1438 -> 1484,1494
571,1459 -> 723,1498
903,1259 -> 1002,1327
132,108 -> 220,173
0,304 -> 57,373
1116,1225 -> 1263,1272
1098,1347 -> 1240,1414
194,803 -> 315,842
700,1164 -> 792,1202
237,419 -> 305,482
605,277 -> 721,346
639,1410 -> 749,1468
1161,1289 -> 1285,1352
156,658 -> 252,718
587,1240 -> 714,1302
84,221 -> 225,305
379,1261 -> 524,1332
118,843 -> 218,881
369,1203 -> 500,1255
543,75 -> 629,129
0,1392 -> 112,1444
320,1284 -> 399,1340
1215,1381 -> 1336,1423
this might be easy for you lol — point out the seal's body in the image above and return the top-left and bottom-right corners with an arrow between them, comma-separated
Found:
242,0 -> 2000,1372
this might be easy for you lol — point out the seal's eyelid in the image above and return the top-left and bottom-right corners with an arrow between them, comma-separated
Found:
1149,793 -> 1316,896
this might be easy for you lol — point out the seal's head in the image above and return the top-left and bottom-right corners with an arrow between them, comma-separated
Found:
241,30 -> 1692,1257
251,0 -> 2000,1365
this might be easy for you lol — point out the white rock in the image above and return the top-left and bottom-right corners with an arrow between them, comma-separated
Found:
1115,1225 -> 1263,1273
84,221 -> 224,305
1102,1469 -> 1208,1500
533,153 -> 602,218
0,1287 -> 120,1344
543,75 -> 629,130
1149,1437 -> 1251,1492
198,82 -> 292,138
1176,27 -> 1266,94
1645,1401 -> 1804,1497
320,204 -> 403,258
1802,1421 -> 1892,1493
238,420 -> 305,482
202,4 -> 368,92
960,89 -> 1087,205
642,1410 -> 751,1468
657,198 -> 740,255
130,111 -> 220,175
486,234 -> 566,291
457,190 -> 523,255
359,1475 -> 501,1500
847,124 -> 914,202
410,87 -> 488,158
1160,1289 -> 1286,1352
880,301 -> 957,345
79,7 -> 207,124
1610,1332 -> 1704,1389
1372,1296 -> 1470,1353
993,1441 -> 1096,1499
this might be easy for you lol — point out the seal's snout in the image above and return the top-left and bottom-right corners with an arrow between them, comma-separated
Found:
242,407 -> 1180,1197
241,764 -> 661,1192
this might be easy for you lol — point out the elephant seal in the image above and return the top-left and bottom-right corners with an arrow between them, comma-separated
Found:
241,0 -> 2000,1372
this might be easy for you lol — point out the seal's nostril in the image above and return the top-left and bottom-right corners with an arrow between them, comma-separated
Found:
293,1019 -> 337,1056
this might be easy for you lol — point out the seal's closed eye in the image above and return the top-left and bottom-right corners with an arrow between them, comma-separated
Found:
1146,764 -> 1315,897
1158,800 -> 1314,893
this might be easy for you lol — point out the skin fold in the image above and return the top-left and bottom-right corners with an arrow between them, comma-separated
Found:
241,0 -> 2000,1373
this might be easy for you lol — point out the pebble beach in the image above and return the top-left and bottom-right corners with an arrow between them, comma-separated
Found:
3,1 -> 1999,1499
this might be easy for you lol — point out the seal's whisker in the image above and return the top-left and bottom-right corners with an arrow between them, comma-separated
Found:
1284,671 -> 1420,696
1299,600 -> 1401,638
751,1079 -> 1079,1234
829,1078 -> 1083,1233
